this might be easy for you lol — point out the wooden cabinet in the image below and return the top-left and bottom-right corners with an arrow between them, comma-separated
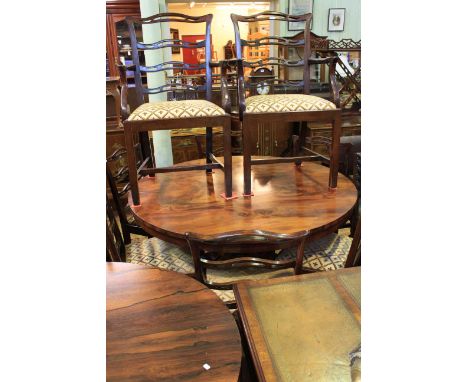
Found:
250,122 -> 293,157
106,0 -> 141,77
171,130 -> 225,164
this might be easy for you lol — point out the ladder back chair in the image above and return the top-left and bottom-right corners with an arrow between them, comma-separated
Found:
230,11 -> 341,196
185,230 -> 309,306
123,13 -> 234,206
106,147 -> 150,244
106,195 -> 126,262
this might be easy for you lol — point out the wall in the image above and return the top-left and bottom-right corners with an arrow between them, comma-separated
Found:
168,3 -> 269,61
277,0 -> 360,40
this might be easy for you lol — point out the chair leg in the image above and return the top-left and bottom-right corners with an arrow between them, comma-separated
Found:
106,163 -> 132,244
121,224 -> 132,245
242,119 -> 252,196
345,216 -> 361,268
138,131 -> 154,168
223,120 -> 233,198
294,238 -> 306,274
206,127 -> 213,173
329,113 -> 342,190
186,238 -> 205,283
292,135 -> 302,166
350,203 -> 359,238
124,123 -> 140,206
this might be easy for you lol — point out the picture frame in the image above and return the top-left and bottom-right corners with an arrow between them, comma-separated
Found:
288,0 -> 313,31
328,8 -> 345,32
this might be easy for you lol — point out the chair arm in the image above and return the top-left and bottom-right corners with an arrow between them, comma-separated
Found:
117,64 -> 131,119
308,56 -> 341,108
218,60 -> 233,114
226,59 -> 246,120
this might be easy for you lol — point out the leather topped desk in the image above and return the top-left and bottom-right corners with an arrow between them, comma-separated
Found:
234,267 -> 361,381
129,156 -> 357,249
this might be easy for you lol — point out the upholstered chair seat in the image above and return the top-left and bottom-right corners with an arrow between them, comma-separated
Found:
128,99 -> 225,121
126,233 -> 352,304
245,94 -> 336,114
277,233 -> 352,271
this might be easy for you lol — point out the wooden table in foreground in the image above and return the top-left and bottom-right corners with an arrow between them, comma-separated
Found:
234,267 -> 361,382
130,156 -> 357,249
106,263 -> 242,381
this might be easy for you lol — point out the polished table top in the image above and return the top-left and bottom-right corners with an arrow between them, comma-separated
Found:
130,156 -> 357,245
234,267 -> 361,381
106,263 -> 242,381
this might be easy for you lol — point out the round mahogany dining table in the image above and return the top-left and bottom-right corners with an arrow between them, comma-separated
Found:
106,262 -> 242,381
129,156 -> 358,250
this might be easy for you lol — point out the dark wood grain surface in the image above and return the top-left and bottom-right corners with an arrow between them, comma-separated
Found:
107,262 -> 242,381
129,156 -> 357,247
234,267 -> 361,382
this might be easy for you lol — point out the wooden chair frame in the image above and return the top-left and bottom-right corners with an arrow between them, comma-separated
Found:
230,11 -> 342,196
106,195 -> 126,262
106,148 -> 150,244
345,215 -> 361,268
123,13 -> 233,206
185,230 -> 309,292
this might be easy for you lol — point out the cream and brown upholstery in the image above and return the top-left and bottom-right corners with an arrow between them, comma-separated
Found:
245,94 -> 336,114
278,233 -> 352,271
126,232 -> 353,304
128,99 -> 225,121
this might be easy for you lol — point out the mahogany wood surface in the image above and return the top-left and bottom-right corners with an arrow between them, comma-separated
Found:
129,156 -> 357,248
106,262 -> 242,381
234,267 -> 361,382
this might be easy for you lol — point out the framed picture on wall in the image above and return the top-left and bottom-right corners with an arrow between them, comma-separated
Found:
328,8 -> 345,32
288,0 -> 313,31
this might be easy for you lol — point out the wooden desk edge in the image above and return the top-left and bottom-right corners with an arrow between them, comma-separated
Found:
234,284 -> 278,382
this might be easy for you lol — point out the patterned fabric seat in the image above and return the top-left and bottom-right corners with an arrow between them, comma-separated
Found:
128,99 -> 225,121
245,94 -> 336,114
278,233 -> 352,271
126,233 -> 352,304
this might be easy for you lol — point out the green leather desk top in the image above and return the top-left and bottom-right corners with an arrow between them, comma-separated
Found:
234,267 -> 361,382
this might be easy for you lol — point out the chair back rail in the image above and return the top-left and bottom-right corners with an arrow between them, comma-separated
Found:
185,230 -> 309,289
231,11 -> 311,95
126,13 -> 214,105
230,11 -> 340,120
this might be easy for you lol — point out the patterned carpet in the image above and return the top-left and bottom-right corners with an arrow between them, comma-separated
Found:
126,231 -> 353,304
